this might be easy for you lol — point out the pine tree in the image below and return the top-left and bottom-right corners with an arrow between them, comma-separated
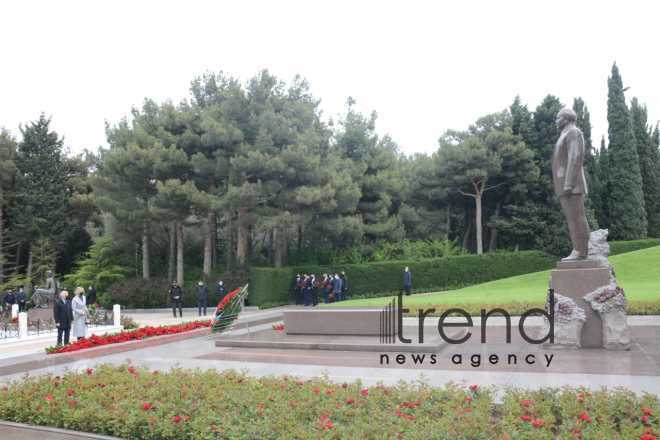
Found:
606,64 -> 647,239
12,115 -> 71,277
630,98 -> 660,237
0,129 -> 18,284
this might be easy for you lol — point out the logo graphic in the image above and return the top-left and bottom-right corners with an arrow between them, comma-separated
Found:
379,289 -> 556,345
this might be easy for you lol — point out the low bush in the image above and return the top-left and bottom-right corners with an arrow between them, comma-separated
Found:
0,365 -> 657,439
610,238 -> 660,256
250,251 -> 556,307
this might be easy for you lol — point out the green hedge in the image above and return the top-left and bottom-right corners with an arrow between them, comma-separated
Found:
249,251 -> 556,307
609,238 -> 660,255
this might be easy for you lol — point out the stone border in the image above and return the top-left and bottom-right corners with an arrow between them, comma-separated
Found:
0,420 -> 121,439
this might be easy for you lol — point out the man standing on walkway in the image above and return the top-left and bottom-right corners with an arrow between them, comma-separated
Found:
54,290 -> 73,346
16,287 -> 27,312
196,281 -> 209,316
332,273 -> 343,302
215,281 -> 226,305
403,267 -> 412,296
169,281 -> 183,318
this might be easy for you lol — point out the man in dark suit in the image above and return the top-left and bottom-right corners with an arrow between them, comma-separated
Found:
169,281 -> 183,318
54,290 -> 74,346
196,281 -> 209,317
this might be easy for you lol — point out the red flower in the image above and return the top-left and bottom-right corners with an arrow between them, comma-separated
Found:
464,407 -> 472,413
520,414 -> 532,422
66,388 -> 74,396
520,399 -> 533,407
346,397 -> 355,405
142,402 -> 153,410
532,418 -> 544,428
312,386 -> 320,395
44,394 -> 54,402
642,407 -> 654,416
318,414 -> 333,430
360,388 -> 369,397
578,412 -> 592,423
86,368 -> 94,375
465,395 -> 472,403
577,391 -> 586,402
642,415 -> 650,425
640,434 -> 656,440
172,415 -> 182,424
469,384 -> 478,392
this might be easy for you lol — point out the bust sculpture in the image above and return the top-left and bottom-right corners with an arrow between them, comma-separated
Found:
552,107 -> 591,261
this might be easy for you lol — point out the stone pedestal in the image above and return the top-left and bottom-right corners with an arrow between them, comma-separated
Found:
11,304 -> 19,319
113,304 -> 121,327
550,261 -> 610,348
18,312 -> 28,339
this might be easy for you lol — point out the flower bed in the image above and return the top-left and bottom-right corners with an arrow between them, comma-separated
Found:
0,365 -> 657,439
45,321 -> 211,354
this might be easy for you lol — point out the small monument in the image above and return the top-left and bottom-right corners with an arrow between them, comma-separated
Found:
548,108 -> 629,349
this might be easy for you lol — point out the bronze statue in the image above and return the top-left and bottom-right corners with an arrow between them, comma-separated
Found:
32,270 -> 57,308
552,107 -> 590,261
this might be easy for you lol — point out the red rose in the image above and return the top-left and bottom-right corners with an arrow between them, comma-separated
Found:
66,388 -> 74,396
469,384 -> 478,392
520,414 -> 532,422
640,434 -> 656,440
578,412 -> 592,423
360,388 -> 369,397
642,415 -> 650,425
142,402 -> 153,410
172,415 -> 182,424
346,397 -> 355,405
531,418 -> 544,428
520,399 -> 533,407
45,394 -> 54,402
86,368 -> 94,375
642,407 -> 654,416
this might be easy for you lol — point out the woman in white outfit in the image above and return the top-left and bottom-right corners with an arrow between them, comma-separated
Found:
72,286 -> 88,341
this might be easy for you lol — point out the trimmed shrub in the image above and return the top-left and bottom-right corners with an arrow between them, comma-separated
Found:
610,238 -> 660,255
250,251 -> 556,307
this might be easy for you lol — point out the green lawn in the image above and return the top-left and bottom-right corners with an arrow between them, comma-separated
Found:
326,245 -> 660,308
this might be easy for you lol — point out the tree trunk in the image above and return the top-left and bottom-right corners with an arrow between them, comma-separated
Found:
142,221 -> 150,280
176,222 -> 184,286
210,211 -> 217,268
475,192 -> 483,255
203,211 -> 213,278
273,227 -> 287,268
168,222 -> 175,282
26,245 -> 33,291
488,202 -> 501,252
236,207 -> 249,269
462,216 -> 473,250
445,203 -> 451,240
225,214 -> 235,272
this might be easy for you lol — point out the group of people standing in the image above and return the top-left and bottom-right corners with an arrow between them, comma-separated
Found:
168,280 -> 228,318
293,272 -> 348,306
2,287 -> 27,315
53,286 -> 91,346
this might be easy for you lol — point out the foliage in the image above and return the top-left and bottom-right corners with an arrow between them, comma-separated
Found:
63,237 -> 129,293
121,315 -> 139,330
607,63 -> 648,239
609,239 -> 660,255
0,365 -> 657,439
249,251 -> 556,307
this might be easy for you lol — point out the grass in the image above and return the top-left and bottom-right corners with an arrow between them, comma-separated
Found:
325,245 -> 660,308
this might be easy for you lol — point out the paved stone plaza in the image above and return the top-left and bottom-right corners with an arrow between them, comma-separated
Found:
2,310 -> 659,397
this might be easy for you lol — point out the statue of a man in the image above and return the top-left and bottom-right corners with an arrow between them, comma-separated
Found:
553,107 -> 590,261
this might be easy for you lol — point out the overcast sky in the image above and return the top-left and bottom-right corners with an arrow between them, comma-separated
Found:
1,0 -> 659,156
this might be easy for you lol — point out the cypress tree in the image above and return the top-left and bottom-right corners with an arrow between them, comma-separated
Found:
595,137 -> 611,229
631,100 -> 660,237
606,63 -> 647,239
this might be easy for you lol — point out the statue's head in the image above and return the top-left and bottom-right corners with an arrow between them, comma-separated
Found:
555,107 -> 577,130
47,270 -> 53,277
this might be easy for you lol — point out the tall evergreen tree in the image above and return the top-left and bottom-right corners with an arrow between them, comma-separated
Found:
606,64 -> 647,239
630,98 -> 660,237
0,129 -> 18,283
594,136 -> 611,229
12,115 -> 71,283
